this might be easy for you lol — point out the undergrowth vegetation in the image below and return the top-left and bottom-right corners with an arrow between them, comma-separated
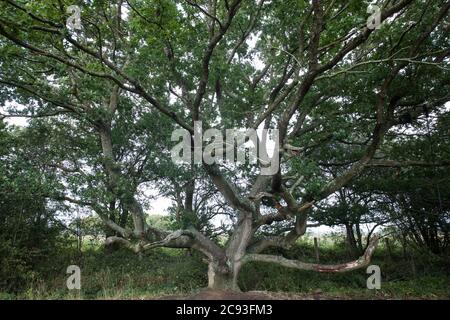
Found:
2,234 -> 448,300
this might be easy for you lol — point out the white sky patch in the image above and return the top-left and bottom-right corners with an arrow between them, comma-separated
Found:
247,32 -> 265,71
4,116 -> 28,127
308,224 -> 338,236
121,3 -> 130,20
1,101 -> 30,127
138,182 -> 173,215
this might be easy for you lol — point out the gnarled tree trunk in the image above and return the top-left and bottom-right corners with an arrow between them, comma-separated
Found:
207,261 -> 238,291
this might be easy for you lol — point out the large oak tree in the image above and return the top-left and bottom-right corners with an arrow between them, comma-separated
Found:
0,0 -> 449,290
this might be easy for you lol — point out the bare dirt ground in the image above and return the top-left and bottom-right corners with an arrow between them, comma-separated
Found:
158,289 -> 337,300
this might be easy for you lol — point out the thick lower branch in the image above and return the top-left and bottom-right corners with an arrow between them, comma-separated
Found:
105,236 -> 141,253
107,227 -> 226,263
244,235 -> 379,272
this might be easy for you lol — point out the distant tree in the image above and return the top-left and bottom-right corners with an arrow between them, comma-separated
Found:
340,110 -> 450,254
312,187 -> 387,258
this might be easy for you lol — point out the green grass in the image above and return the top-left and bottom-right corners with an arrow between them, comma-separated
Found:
13,248 -> 207,299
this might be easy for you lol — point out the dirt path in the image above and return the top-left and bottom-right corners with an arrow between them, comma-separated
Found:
159,289 -> 334,300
